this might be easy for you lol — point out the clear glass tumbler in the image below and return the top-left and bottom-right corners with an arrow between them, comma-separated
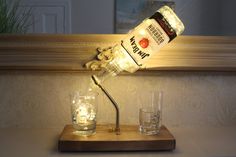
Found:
70,91 -> 98,136
139,91 -> 163,135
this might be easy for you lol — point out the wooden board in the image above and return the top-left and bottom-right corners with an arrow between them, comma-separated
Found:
58,124 -> 175,152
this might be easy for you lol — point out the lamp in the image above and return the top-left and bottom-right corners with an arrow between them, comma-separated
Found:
59,5 -> 184,152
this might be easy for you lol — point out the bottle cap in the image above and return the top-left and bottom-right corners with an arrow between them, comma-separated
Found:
157,6 -> 185,36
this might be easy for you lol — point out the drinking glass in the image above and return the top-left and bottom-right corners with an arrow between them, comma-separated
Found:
70,91 -> 98,136
139,91 -> 163,135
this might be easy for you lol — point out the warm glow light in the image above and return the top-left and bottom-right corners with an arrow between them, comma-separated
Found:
139,29 -> 146,35
75,99 -> 96,124
113,46 -> 140,73
77,105 -> 89,123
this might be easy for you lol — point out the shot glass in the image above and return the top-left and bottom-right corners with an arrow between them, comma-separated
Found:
139,91 -> 163,135
70,91 -> 98,136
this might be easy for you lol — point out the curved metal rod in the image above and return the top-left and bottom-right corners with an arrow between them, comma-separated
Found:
91,75 -> 120,135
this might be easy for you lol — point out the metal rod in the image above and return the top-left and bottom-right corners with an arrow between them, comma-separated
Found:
91,75 -> 120,135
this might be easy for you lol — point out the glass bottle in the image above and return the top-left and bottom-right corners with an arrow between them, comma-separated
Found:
92,6 -> 185,85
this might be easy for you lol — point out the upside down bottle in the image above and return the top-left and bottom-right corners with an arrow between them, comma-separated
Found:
92,6 -> 185,85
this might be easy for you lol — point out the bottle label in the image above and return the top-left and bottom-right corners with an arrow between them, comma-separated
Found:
150,12 -> 177,41
121,19 -> 169,67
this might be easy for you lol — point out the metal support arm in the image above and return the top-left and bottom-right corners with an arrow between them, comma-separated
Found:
91,75 -> 120,135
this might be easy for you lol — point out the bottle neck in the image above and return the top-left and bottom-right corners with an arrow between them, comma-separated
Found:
92,43 -> 141,85
91,57 -> 123,86
104,59 -> 123,77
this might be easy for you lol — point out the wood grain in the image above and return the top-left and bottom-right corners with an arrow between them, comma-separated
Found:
58,124 -> 175,152
0,34 -> 236,71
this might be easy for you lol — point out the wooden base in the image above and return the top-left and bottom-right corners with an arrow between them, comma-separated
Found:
58,125 -> 175,152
